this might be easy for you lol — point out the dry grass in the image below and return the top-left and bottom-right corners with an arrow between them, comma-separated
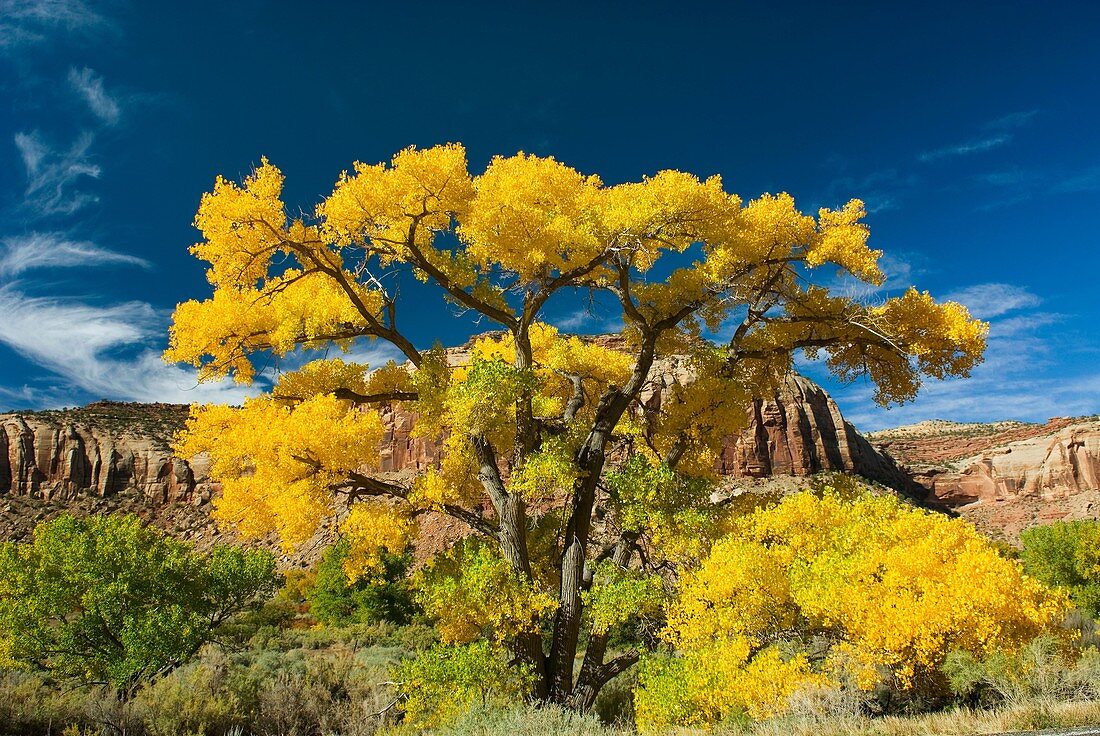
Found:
728,699 -> 1100,736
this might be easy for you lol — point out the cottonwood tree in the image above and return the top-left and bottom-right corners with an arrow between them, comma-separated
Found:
165,144 -> 986,709
0,514 -> 278,695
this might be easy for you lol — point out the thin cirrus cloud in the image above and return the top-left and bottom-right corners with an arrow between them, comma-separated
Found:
0,286 -> 256,405
13,130 -> 101,217
918,110 -> 1037,163
917,133 -> 1013,163
67,66 -> 120,125
806,279 -> 1096,430
0,232 -> 149,277
944,282 -> 1041,319
0,0 -> 109,49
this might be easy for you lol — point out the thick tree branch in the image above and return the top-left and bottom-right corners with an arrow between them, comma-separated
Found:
404,239 -> 519,329
332,388 -> 419,404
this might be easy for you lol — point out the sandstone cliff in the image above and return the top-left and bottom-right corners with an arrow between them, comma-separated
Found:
0,370 -> 914,555
0,402 -> 202,503
870,417 -> 1100,540
3,364 -> 1096,552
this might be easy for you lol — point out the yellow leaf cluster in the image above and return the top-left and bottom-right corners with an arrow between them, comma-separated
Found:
190,157 -> 289,289
317,143 -> 474,257
168,145 -> 987,417
272,357 -> 369,400
458,153 -> 604,280
580,561 -> 665,635
635,641 -> 823,731
414,541 -> 558,645
807,199 -> 883,283
176,394 -> 384,550
340,504 -> 416,581
657,490 -> 1066,723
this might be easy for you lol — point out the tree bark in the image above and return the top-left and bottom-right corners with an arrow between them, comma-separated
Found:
547,333 -> 658,702
568,533 -> 638,710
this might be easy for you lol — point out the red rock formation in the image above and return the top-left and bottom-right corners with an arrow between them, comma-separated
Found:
926,422 -> 1100,506
1,371 -> 912,505
0,406 -> 197,504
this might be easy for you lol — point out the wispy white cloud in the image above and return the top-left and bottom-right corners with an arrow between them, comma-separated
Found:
330,341 -> 407,369
836,358 -> 1100,431
1053,165 -> 1100,194
944,282 -> 1041,319
550,308 -> 624,334
804,279 -> 1098,430
974,168 -> 1028,187
992,311 -> 1064,338
0,232 -> 149,276
918,110 -> 1037,164
0,286 -> 256,404
918,133 -> 1012,163
0,0 -> 107,48
67,66 -> 120,124
13,130 -> 101,217
984,110 -> 1039,130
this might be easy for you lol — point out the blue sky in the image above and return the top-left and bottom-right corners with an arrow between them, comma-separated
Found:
0,1 -> 1097,430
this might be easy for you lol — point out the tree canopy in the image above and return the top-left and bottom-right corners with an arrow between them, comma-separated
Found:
165,143 -> 987,708
0,514 -> 278,694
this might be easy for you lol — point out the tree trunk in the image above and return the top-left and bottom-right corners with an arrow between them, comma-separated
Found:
546,334 -> 658,703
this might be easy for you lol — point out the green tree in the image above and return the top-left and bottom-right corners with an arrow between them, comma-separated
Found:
307,538 -> 416,626
1021,520 -> 1100,618
0,514 -> 279,694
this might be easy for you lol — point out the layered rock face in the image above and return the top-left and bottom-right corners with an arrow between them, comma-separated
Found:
924,422 -> 1100,507
719,375 -> 911,490
0,403 -> 204,504
0,374 -> 909,503
3,367 -> 1095,549
869,417 -> 1100,541
374,369 -> 912,490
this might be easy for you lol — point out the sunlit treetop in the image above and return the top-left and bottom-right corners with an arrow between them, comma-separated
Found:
165,143 -> 987,707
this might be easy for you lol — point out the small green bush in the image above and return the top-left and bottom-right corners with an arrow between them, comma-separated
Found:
943,635 -> 1100,706
393,641 -> 532,729
307,540 -> 416,627
1021,520 -> 1100,618
0,514 -> 279,694
128,654 -> 244,736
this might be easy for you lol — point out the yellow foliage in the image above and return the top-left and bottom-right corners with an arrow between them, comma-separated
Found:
635,640 -> 824,731
317,143 -> 474,255
414,541 -> 558,645
807,198 -> 882,283
163,147 -> 992,686
176,394 -> 384,550
640,490 -> 1069,730
272,358 -> 369,400
459,152 -> 604,281
340,504 -> 415,580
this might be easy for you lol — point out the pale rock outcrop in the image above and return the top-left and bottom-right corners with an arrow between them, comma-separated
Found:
0,407 -> 197,504
927,422 -> 1100,506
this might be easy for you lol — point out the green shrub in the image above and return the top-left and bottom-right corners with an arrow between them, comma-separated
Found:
943,635 -> 1100,706
128,653 -> 244,736
393,641 -> 533,728
0,514 -> 279,694
1021,520 -> 1100,618
307,539 -> 416,627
